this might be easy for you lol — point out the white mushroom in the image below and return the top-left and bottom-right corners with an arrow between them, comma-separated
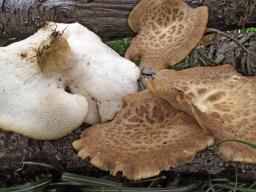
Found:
0,27 -> 89,140
0,22 -> 140,139
40,22 -> 140,123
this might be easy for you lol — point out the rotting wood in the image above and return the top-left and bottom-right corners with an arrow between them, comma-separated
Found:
0,0 -> 255,40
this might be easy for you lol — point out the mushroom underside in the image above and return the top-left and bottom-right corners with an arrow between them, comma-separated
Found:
0,22 -> 140,140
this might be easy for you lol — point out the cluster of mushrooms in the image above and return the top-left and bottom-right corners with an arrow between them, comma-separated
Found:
0,0 -> 256,181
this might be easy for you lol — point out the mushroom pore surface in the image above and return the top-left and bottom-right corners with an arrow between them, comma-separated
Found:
0,22 -> 140,139
41,22 -> 140,124
0,26 -> 89,140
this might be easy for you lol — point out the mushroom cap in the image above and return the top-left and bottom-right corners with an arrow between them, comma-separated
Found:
0,28 -> 89,140
73,90 -> 213,180
0,21 -> 139,140
41,22 -> 140,123
125,0 -> 208,71
148,65 -> 256,163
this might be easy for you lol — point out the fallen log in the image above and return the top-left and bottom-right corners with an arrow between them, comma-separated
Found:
1,127 -> 256,186
0,0 -> 255,40
1,32 -> 256,186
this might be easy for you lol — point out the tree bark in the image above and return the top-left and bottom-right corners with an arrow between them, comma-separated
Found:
0,0 -> 255,40
1,127 -> 256,186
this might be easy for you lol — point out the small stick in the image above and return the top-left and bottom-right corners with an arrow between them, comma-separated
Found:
206,28 -> 256,60
197,49 -> 217,66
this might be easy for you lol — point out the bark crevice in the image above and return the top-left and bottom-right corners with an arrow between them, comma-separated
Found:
0,0 -> 256,40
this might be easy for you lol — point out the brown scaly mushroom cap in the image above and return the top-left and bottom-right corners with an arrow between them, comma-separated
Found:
125,0 -> 208,71
148,65 -> 256,163
73,90 -> 213,180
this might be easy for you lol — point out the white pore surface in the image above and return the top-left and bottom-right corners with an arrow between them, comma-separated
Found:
55,23 -> 140,123
0,22 -> 140,139
0,28 -> 89,140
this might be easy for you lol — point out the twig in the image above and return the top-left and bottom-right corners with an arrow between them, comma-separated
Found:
234,165 -> 238,192
206,28 -> 256,60
197,49 -> 218,66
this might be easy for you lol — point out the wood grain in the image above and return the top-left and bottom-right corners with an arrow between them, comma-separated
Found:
0,0 -> 255,40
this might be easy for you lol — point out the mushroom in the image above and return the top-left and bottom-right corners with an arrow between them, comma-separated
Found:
0,27 -> 89,140
41,22 -> 140,123
0,22 -> 140,140
148,65 -> 256,163
125,0 -> 208,71
73,90 -> 213,180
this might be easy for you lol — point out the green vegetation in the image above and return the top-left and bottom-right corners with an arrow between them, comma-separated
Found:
232,27 -> 256,34
0,38 -> 16,47
106,38 -> 132,57
1,161 -> 256,192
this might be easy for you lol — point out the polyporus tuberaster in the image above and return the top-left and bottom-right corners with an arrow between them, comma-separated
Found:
148,65 -> 256,163
125,0 -> 208,71
73,90 -> 213,180
0,22 -> 140,140
41,22 -> 140,124
0,28 -> 89,140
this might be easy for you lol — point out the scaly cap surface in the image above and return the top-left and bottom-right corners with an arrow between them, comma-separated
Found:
126,0 -> 208,71
73,90 -> 213,180
148,65 -> 256,163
